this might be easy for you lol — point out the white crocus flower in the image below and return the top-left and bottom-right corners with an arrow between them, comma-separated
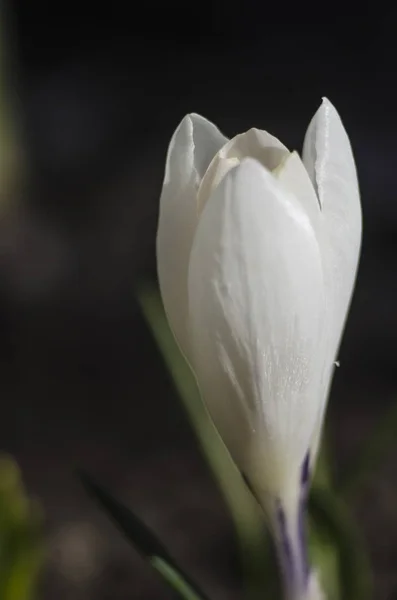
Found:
156,98 -> 361,600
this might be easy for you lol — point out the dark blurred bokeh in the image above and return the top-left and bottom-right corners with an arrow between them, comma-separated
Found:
1,2 -> 397,598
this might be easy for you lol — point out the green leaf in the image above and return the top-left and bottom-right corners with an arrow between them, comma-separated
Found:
137,283 -> 270,600
0,456 -> 43,600
309,488 -> 372,600
152,558 -> 210,600
78,470 -> 212,600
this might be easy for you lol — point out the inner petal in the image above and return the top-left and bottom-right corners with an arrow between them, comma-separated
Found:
197,128 -> 290,214
196,156 -> 240,214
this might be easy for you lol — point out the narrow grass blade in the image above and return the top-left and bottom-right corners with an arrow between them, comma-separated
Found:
78,470 -> 211,600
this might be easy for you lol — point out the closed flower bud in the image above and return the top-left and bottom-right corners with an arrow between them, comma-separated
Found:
157,99 -> 361,599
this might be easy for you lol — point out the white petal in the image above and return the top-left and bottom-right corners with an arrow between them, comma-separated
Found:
274,150 -> 321,233
188,158 -> 328,508
197,128 -> 290,213
303,98 -> 362,355
157,114 -> 227,360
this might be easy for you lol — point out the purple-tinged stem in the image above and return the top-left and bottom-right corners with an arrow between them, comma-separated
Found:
274,452 -> 311,600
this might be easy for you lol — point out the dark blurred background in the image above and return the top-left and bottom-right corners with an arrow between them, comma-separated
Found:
1,2 -> 397,598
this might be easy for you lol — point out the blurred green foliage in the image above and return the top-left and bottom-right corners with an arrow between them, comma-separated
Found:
0,456 -> 43,600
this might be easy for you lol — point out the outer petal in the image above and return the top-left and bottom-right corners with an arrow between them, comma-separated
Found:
157,114 -> 227,360
188,158 -> 328,508
303,98 -> 362,355
197,128 -> 290,213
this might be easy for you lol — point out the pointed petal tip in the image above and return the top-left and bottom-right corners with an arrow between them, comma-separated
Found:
163,114 -> 193,185
316,96 -> 341,120
188,112 -> 210,122
171,111 -> 221,144
312,97 -> 329,118
320,96 -> 341,110
176,113 -> 194,138
180,113 -> 205,131
167,114 -> 193,149
179,113 -> 193,123
184,112 -> 223,133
